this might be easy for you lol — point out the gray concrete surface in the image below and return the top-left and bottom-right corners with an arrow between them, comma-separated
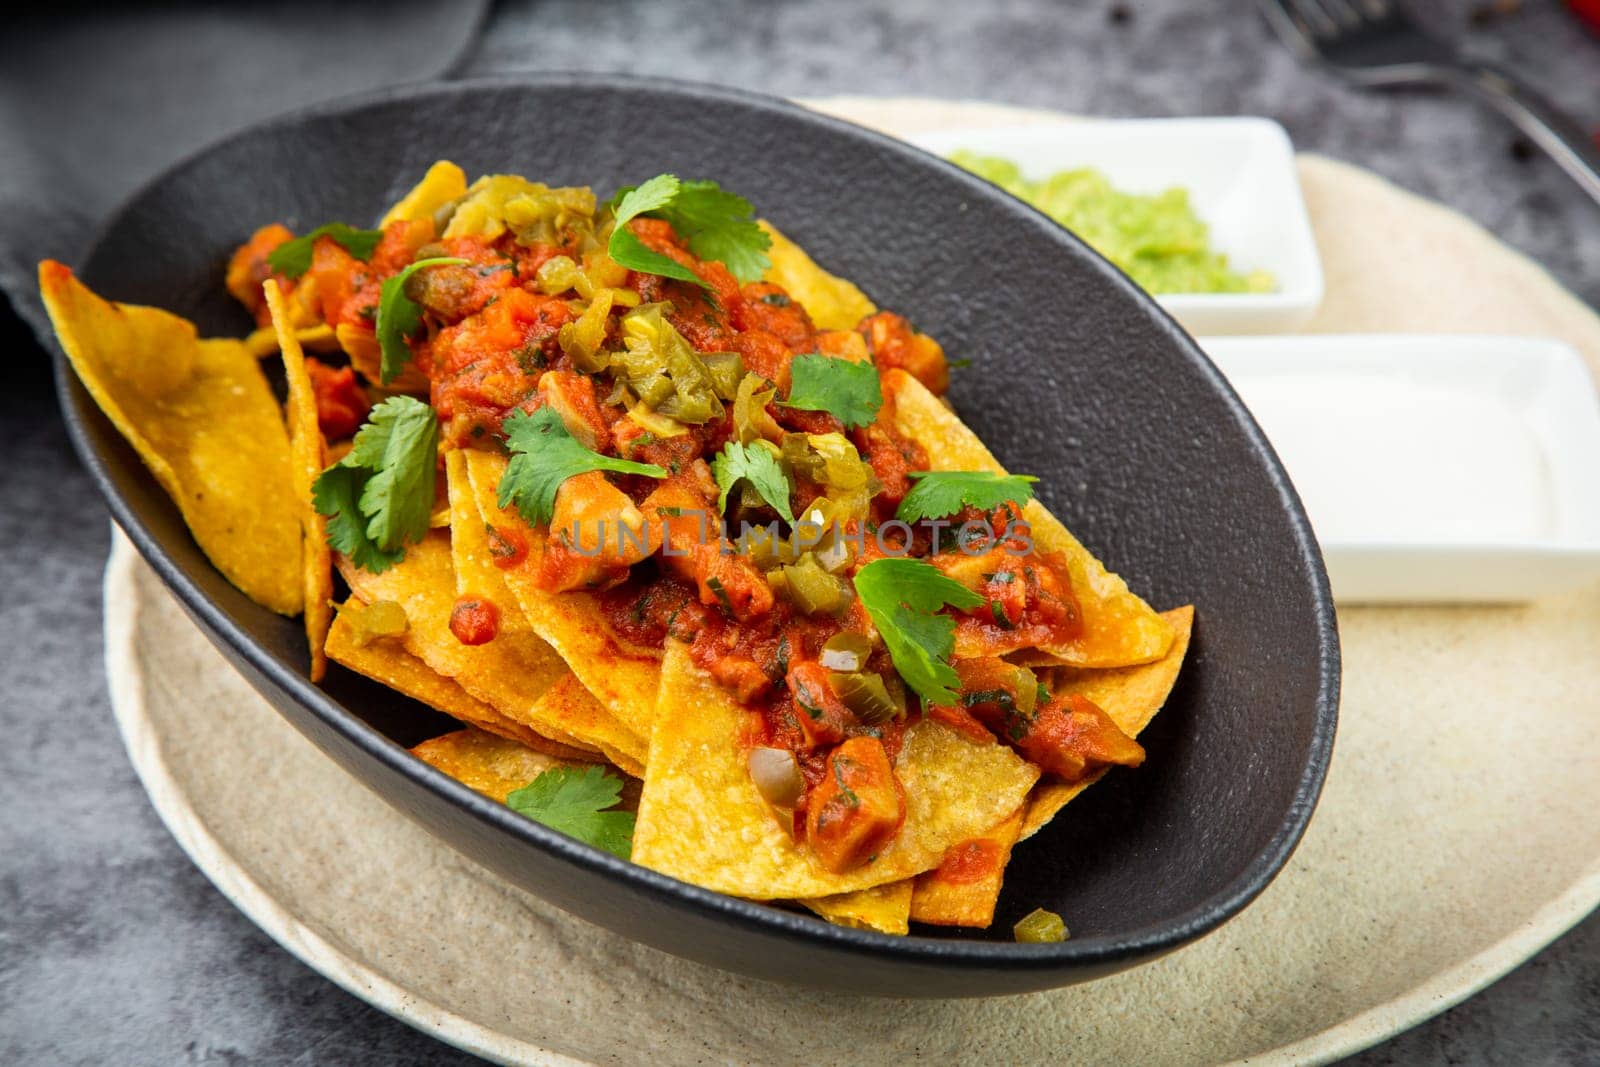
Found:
2,0 -> 1597,1062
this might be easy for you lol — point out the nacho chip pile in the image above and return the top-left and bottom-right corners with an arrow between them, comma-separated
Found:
43,161 -> 1194,936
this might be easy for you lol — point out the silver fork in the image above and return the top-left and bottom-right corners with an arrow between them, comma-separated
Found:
1261,0 -> 1600,204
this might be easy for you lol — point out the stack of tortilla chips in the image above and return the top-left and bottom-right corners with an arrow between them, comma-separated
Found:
40,163 -> 1191,935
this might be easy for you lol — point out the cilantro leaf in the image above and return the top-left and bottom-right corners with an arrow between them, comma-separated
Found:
609,175 -> 704,288
611,173 -> 680,216
311,396 -> 439,573
499,407 -> 667,526
267,223 -> 384,278
884,602 -> 963,693
506,765 -> 635,859
376,256 -> 467,384
896,471 -> 1039,523
660,179 -> 771,282
348,397 -> 440,551
853,558 -> 984,706
608,173 -> 772,288
780,353 -> 883,428
711,441 -> 794,522
311,464 -> 399,573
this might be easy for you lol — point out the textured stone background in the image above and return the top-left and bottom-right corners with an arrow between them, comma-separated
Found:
2,0 -> 1597,1063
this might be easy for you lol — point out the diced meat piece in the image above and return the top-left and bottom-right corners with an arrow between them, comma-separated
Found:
936,550 -> 1085,658
641,468 -> 717,550
403,237 -> 517,325
814,329 -> 871,363
785,661 -> 855,747
642,468 -> 775,621
851,386 -> 927,511
733,328 -> 797,391
861,310 -> 949,395
805,737 -> 906,873
732,282 -> 817,350
539,471 -> 650,591
930,546 -> 1005,590
695,547 -> 776,620
306,235 -> 373,328
226,223 -> 294,325
539,370 -> 610,452
613,415 -> 708,472
1014,694 -> 1145,781
710,656 -> 773,706
960,662 -> 1144,782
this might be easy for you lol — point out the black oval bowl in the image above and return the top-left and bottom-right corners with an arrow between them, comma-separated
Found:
55,75 -> 1338,998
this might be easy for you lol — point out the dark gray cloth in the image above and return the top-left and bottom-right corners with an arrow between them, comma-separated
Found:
0,2 -> 488,339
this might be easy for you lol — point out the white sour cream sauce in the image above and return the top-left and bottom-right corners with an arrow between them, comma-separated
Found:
1231,376 -> 1556,544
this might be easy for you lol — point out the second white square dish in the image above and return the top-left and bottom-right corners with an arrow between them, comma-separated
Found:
1206,335 -> 1600,603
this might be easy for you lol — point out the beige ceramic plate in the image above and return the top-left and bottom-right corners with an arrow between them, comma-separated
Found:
102,99 -> 1600,1066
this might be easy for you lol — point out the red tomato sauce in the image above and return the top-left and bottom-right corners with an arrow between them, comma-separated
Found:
448,597 -> 500,646
486,524 -> 529,569
933,837 -> 1006,885
304,358 -> 369,441
242,195 -> 1114,875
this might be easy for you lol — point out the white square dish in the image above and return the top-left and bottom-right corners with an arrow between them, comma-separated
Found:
1205,335 -> 1600,603
909,118 -> 1323,335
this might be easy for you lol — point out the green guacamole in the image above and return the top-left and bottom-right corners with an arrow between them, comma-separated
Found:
950,151 -> 1274,295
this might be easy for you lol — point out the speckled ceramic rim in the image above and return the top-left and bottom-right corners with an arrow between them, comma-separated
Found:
103,531 -> 1600,1066
101,535 -> 574,1067
56,74 -> 1339,984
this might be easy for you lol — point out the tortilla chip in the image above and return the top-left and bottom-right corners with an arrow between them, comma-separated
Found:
905,606 -> 1194,926
336,322 -> 428,394
243,323 -> 336,359
1021,604 -> 1194,839
885,369 -> 1171,668
412,727 -> 643,839
243,269 -> 335,358
445,449 -> 536,643
461,449 -> 664,734
412,728 -> 570,802
445,450 -> 651,772
264,280 -> 333,681
758,221 -> 878,330
801,613 -> 1191,930
336,531 -> 648,775
326,605 -> 589,761
802,880 -> 914,935
381,160 -> 469,228
907,810 -> 1025,928
631,641 -> 1039,899
39,261 -> 301,614
411,727 -> 616,803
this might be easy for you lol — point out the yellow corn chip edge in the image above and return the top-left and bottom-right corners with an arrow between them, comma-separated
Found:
632,641 -> 1039,900
264,280 -> 333,680
39,262 -> 302,614
885,369 -> 1173,669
